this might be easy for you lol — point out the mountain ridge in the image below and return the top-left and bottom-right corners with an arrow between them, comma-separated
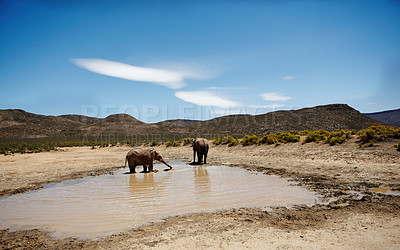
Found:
364,108 -> 400,127
0,104 -> 385,139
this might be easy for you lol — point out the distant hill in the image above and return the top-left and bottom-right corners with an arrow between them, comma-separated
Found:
189,104 -> 382,135
79,113 -> 160,137
0,104 -> 383,139
154,119 -> 201,134
0,109 -> 198,139
0,109 -> 83,138
364,108 -> 400,127
59,114 -> 101,125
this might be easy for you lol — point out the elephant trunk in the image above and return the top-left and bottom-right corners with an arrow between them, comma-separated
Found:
161,160 -> 173,170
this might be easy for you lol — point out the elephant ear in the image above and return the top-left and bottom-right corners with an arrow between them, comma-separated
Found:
149,149 -> 156,159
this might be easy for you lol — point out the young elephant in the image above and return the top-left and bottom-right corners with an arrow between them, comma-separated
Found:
125,148 -> 172,173
192,138 -> 209,164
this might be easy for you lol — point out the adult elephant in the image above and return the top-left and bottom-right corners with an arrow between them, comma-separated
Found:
192,138 -> 209,164
125,148 -> 172,173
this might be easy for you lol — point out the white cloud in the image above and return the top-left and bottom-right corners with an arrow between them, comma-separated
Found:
72,58 -> 187,89
282,76 -> 295,80
248,104 -> 286,109
261,92 -> 293,102
175,91 -> 240,108
352,93 -> 372,99
152,60 -> 219,80
207,86 -> 244,90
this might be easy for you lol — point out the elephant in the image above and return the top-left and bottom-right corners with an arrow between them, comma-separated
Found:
192,138 -> 209,164
125,148 -> 172,173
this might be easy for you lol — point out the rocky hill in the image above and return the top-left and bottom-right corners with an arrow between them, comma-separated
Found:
0,109 -> 83,138
0,104 -> 383,139
154,119 -> 201,134
364,108 -> 400,127
0,110 -> 198,139
189,104 -> 382,135
79,114 -> 160,137
58,115 -> 101,125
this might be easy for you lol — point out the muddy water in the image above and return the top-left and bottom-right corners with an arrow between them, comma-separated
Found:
370,187 -> 400,196
0,162 -> 321,239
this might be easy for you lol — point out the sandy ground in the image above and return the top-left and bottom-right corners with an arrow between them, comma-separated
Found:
1,138 -> 400,249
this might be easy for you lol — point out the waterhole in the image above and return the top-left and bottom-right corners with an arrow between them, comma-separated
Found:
0,162 -> 321,239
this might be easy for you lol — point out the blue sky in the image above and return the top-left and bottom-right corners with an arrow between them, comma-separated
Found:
1,0 -> 399,122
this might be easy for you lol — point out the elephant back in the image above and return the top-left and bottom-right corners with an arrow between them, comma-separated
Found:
126,148 -> 152,164
193,138 -> 209,152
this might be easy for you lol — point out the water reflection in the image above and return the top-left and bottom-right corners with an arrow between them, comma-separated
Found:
129,172 -> 157,198
194,166 -> 210,196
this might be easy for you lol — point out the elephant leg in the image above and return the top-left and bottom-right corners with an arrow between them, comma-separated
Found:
198,153 -> 203,164
193,150 -> 196,163
129,163 -> 137,174
142,165 -> 149,173
148,162 -> 154,172
204,153 -> 207,164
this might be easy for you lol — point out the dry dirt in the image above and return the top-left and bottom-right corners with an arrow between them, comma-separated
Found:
1,138 -> 400,249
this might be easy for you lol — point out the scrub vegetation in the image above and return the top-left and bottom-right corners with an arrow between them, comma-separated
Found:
1,125 -> 399,155
357,125 -> 400,144
302,129 -> 353,145
211,125 -> 398,149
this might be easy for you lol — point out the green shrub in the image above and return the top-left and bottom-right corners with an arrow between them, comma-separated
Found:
276,131 -> 300,143
358,128 -> 376,143
325,130 -> 351,145
165,141 -> 173,147
328,135 -> 346,146
182,138 -> 194,146
259,131 -> 300,145
397,141 -> 400,151
302,129 -> 329,144
357,125 -> 400,144
300,130 -> 311,136
213,136 -> 221,145
228,138 -> 239,146
241,135 -> 260,146
172,141 -> 181,147
259,133 -> 278,145
222,136 -> 236,145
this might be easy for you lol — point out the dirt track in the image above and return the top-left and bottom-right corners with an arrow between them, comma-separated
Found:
1,138 -> 400,249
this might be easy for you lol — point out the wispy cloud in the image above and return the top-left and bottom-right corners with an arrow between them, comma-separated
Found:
248,104 -> 286,109
152,61 -> 217,80
261,92 -> 293,102
352,93 -> 372,99
282,76 -> 296,80
72,58 -> 187,89
175,91 -> 240,108
207,86 -> 244,90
